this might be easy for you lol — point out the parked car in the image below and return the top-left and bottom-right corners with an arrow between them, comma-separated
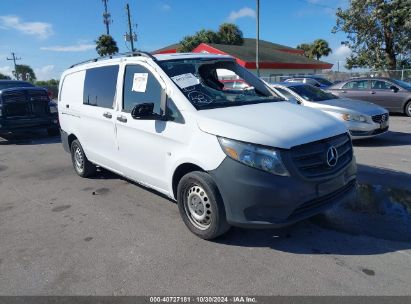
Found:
59,52 -> 356,240
0,80 -> 35,90
220,79 -> 251,91
271,83 -> 389,139
327,77 -> 411,117
0,86 -> 59,136
284,76 -> 333,88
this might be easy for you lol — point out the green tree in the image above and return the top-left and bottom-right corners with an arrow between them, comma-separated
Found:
0,73 -> 11,80
311,39 -> 332,60
297,40 -> 332,60
177,23 -> 243,52
296,43 -> 314,59
333,0 -> 411,70
218,23 -> 243,45
178,30 -> 221,52
15,65 -> 36,81
95,34 -> 119,57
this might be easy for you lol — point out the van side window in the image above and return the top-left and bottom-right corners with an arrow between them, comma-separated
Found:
123,65 -> 162,114
83,65 -> 119,108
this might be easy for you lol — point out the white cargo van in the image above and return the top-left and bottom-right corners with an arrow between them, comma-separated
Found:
58,52 -> 357,239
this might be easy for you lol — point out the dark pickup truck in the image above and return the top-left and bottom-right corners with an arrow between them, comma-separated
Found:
0,86 -> 59,136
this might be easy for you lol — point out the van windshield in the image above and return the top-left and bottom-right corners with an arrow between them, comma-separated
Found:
158,58 -> 283,109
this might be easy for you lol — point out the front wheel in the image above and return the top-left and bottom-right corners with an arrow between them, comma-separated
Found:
70,139 -> 96,177
405,101 -> 411,117
177,171 -> 230,240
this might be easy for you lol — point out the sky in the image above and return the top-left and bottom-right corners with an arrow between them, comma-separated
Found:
0,0 -> 352,80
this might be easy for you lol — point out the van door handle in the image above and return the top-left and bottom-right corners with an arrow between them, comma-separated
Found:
66,104 -> 69,108
370,91 -> 376,94
117,115 -> 127,123
103,112 -> 112,119
341,90 -> 346,93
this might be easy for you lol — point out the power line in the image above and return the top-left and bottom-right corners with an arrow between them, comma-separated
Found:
6,52 -> 22,80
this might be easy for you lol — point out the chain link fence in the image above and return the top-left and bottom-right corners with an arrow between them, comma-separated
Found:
260,69 -> 411,84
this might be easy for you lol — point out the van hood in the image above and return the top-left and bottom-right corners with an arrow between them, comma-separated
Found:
196,102 -> 347,149
313,98 -> 387,116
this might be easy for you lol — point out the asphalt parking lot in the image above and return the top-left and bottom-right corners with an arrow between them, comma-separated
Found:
0,115 -> 410,296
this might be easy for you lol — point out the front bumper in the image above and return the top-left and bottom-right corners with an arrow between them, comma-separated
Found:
0,115 -> 59,133
346,120 -> 389,139
209,156 -> 357,228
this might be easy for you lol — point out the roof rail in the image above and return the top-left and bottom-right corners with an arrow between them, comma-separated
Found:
69,50 -> 157,69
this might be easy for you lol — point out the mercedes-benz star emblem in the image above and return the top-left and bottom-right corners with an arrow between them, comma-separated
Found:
326,146 -> 338,167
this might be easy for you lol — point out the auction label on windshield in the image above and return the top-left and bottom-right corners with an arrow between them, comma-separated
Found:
171,73 -> 200,89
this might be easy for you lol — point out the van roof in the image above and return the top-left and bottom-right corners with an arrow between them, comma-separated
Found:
68,51 -> 233,69
154,53 -> 233,61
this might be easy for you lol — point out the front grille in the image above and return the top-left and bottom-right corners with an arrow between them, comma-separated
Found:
372,113 -> 389,123
2,91 -> 26,103
289,133 -> 353,179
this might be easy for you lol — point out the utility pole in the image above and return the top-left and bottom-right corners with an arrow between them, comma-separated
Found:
7,52 -> 22,80
124,3 -> 137,52
256,0 -> 260,77
102,0 -> 112,35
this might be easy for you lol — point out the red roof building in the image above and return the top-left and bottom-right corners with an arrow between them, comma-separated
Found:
153,38 -> 333,81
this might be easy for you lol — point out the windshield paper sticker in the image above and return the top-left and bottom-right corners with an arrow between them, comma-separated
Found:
171,73 -> 199,89
132,73 -> 148,92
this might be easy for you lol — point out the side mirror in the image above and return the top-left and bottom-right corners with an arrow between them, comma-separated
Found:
390,85 -> 399,92
131,102 -> 169,121
131,103 -> 154,119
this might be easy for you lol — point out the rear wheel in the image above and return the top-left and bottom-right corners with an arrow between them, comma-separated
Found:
70,139 -> 96,177
405,101 -> 411,117
177,171 -> 230,240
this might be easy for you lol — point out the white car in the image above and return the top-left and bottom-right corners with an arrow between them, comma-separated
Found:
58,52 -> 357,239
271,83 -> 389,139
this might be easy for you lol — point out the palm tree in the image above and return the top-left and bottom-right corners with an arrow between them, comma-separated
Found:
95,34 -> 119,57
296,43 -> 314,59
311,39 -> 332,60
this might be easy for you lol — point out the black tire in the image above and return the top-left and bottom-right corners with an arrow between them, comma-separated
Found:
177,171 -> 230,240
405,101 -> 411,117
70,139 -> 96,177
47,128 -> 60,136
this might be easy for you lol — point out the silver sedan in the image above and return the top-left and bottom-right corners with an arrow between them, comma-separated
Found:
271,83 -> 389,139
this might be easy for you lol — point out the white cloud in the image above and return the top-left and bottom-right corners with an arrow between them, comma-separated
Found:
326,45 -> 352,71
334,44 -> 351,57
0,15 -> 53,39
227,7 -> 256,22
0,66 -> 13,78
161,3 -> 171,11
40,44 -> 95,52
34,65 -> 55,80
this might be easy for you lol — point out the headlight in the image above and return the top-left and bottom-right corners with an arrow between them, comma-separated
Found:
342,113 -> 367,122
217,137 -> 289,176
49,105 -> 58,113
